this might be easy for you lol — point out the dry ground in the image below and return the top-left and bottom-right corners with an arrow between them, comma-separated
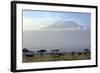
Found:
23,54 -> 90,63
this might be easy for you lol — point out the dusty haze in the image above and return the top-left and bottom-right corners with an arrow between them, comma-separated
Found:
23,29 -> 90,52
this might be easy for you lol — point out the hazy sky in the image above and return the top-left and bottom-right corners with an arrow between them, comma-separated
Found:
23,10 -> 91,52
23,30 -> 90,52
23,10 -> 91,31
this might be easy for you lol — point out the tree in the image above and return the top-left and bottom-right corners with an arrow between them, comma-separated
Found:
83,49 -> 90,55
78,52 -> 82,55
55,49 -> 60,54
37,49 -> 47,57
23,48 -> 29,53
71,51 -> 76,56
52,49 -> 60,54
51,49 -> 60,57
23,48 -> 35,57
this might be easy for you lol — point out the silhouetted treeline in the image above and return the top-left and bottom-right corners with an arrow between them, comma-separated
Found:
23,48 -> 90,57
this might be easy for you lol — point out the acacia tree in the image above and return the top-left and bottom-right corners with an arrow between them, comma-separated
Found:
23,48 -> 35,57
23,48 -> 29,53
52,49 -> 60,54
71,51 -> 76,56
83,49 -> 90,55
51,49 -> 60,57
37,49 -> 47,57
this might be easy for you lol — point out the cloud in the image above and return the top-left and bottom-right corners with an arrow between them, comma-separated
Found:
23,18 -> 55,31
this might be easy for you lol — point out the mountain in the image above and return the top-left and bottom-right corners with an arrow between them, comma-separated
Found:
42,20 -> 86,30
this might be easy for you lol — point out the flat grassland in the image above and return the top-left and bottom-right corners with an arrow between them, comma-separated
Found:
23,54 -> 90,63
